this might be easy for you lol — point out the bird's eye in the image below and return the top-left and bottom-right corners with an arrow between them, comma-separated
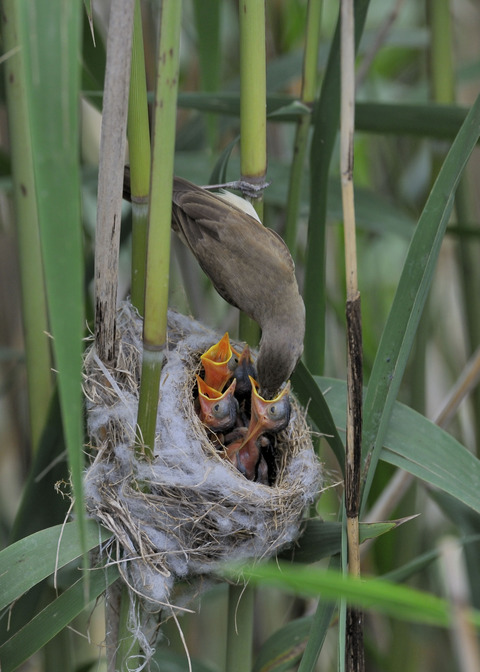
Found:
213,403 -> 221,413
269,405 -> 277,416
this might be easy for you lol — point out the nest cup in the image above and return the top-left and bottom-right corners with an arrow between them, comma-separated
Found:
84,301 -> 322,609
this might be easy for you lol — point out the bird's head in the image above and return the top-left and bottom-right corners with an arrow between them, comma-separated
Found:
256,331 -> 303,399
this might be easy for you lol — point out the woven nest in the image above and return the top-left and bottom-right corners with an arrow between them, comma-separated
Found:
84,301 -> 322,610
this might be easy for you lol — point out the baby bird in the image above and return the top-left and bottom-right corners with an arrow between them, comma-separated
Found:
224,427 -> 267,483
197,376 -> 238,433
243,376 -> 291,447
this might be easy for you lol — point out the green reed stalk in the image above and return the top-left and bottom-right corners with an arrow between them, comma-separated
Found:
237,0 -> 267,347
1,0 -> 53,453
284,0 -> 323,257
127,0 -> 151,316
225,2 -> 269,670
135,0 -> 182,459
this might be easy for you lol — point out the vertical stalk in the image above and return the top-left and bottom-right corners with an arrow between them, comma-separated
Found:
239,0 -> 267,185
225,2 -> 268,669
340,1 -> 364,670
95,0 -> 135,364
135,0 -> 182,459
1,0 -> 53,452
284,0 -> 323,256
237,0 -> 267,346
127,0 -> 151,316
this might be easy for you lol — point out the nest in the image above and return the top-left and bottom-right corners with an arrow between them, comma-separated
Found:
84,301 -> 322,612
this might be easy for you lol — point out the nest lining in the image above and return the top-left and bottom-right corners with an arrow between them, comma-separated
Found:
84,301 -> 322,609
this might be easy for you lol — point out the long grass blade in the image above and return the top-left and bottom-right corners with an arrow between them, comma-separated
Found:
1,0 -> 53,453
0,521 -> 111,612
360,95 -> 480,510
317,377 -> 480,516
0,565 -> 118,672
18,0 -> 85,545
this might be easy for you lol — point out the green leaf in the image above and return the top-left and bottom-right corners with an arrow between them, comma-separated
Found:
225,562 -> 480,629
19,0 -> 86,545
291,361 -> 345,472
360,94 -> 480,508
0,565 -> 118,672
253,616 -> 312,672
297,555 -> 340,672
316,377 -> 480,517
0,521 -> 111,612
281,519 -> 402,564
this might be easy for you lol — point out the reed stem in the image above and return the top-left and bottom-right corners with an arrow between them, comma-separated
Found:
127,0 -> 151,316
341,0 -> 364,669
135,0 -> 182,458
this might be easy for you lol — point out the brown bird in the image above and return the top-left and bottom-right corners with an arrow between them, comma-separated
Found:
197,376 -> 238,433
170,177 -> 305,399
200,332 -> 237,392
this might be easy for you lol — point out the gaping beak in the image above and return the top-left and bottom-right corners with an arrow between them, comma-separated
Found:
200,332 -> 235,391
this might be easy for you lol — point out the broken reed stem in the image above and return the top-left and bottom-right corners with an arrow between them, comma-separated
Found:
341,0 -> 364,670
284,0 -> 323,256
95,0 -> 135,365
127,0 -> 151,316
135,0 -> 182,458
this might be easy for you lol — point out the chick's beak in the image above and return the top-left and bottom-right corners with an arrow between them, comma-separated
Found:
201,332 -> 235,391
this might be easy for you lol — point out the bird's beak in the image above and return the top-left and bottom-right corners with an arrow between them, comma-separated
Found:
200,332 -> 234,391
196,375 -> 222,400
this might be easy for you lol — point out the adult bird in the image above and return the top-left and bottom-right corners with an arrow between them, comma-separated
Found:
171,178 -> 305,398
123,169 -> 305,397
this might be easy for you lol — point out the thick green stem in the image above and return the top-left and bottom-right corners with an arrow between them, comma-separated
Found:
127,0 -> 151,316
135,0 -> 182,457
239,0 -> 267,181
2,0 -> 53,452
